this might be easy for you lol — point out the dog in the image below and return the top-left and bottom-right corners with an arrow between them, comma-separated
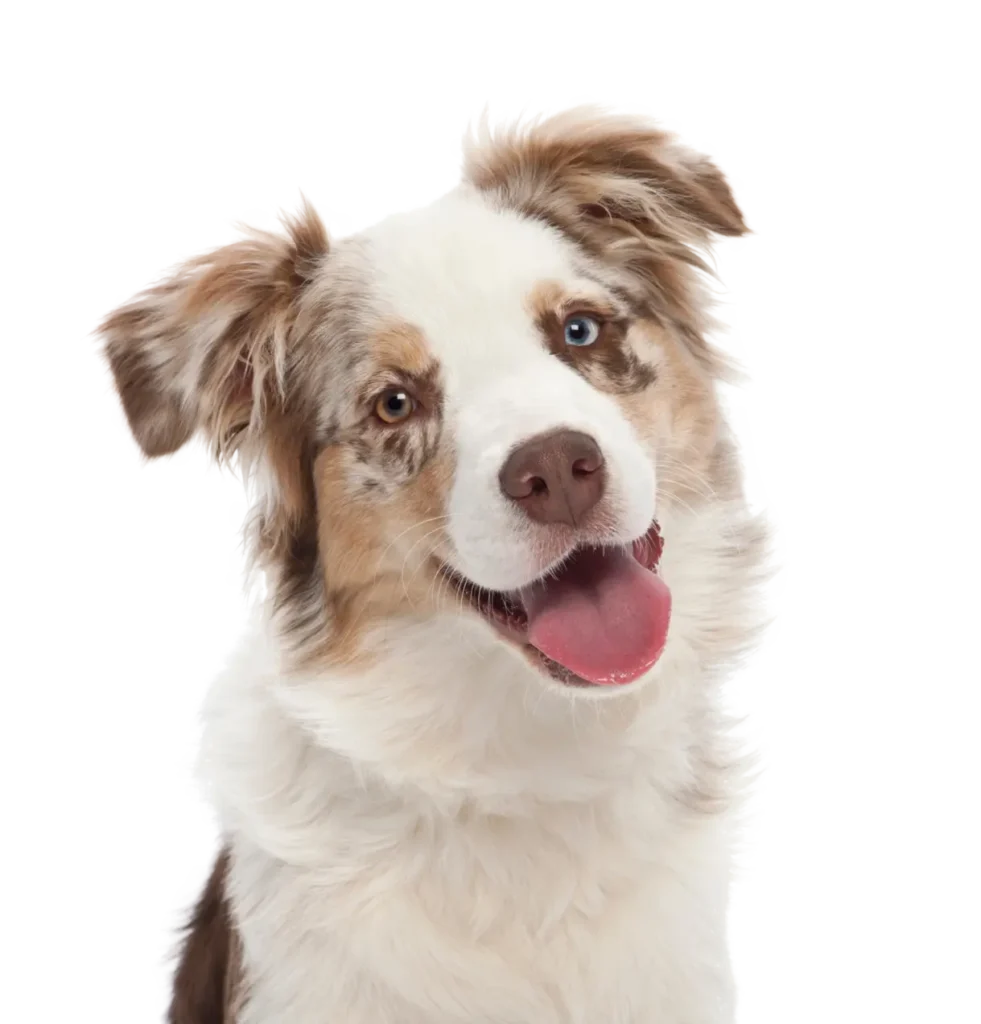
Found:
101,110 -> 766,1024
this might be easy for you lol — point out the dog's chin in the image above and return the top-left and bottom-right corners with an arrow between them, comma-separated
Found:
438,521 -> 670,694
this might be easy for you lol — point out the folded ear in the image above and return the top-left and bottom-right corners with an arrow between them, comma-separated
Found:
100,201 -> 328,459
456,98 -> 757,372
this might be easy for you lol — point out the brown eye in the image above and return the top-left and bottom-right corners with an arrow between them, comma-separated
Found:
374,389 -> 415,424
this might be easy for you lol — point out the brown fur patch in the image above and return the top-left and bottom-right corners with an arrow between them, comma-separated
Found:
169,849 -> 242,1024
262,488 -> 325,662
371,321 -> 435,375
528,279 -> 658,394
609,317 -> 724,512
466,110 -> 746,377
312,437 -> 457,668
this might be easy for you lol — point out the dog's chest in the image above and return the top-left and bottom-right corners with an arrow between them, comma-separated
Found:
232,786 -> 731,1024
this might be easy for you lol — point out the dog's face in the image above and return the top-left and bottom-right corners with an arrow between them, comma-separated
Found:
103,111 -> 746,695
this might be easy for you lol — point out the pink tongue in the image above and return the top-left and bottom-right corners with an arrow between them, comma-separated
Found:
520,547 -> 671,685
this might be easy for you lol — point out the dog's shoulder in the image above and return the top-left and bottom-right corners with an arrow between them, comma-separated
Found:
169,848 -> 244,1024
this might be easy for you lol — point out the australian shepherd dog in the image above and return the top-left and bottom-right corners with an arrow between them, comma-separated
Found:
101,110 -> 766,1024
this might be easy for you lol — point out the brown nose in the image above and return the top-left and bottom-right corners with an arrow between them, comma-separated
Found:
499,429 -> 606,527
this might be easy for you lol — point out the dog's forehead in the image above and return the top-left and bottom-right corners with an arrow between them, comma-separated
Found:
358,189 -> 583,387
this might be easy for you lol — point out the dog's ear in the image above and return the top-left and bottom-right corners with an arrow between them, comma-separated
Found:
101,201 -> 328,460
456,97 -> 757,372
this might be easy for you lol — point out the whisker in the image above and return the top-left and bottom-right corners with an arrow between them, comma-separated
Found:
398,525 -> 449,603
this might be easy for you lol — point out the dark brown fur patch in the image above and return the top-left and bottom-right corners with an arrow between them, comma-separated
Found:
529,280 -> 658,394
103,318 -> 197,456
245,410 -> 325,662
169,849 -> 241,1024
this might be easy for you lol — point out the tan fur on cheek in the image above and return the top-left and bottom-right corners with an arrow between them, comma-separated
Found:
398,451 -> 456,558
313,445 -> 459,669
614,321 -> 724,509
314,446 -> 390,667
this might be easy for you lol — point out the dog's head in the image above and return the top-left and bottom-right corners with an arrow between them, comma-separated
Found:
102,111 -> 746,696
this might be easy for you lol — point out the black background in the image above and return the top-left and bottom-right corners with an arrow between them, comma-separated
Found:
71,92 -> 974,1019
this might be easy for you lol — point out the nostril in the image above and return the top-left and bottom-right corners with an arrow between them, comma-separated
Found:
572,448 -> 604,478
529,476 -> 548,496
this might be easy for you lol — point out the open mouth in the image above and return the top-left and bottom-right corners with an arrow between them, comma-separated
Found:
442,522 -> 671,688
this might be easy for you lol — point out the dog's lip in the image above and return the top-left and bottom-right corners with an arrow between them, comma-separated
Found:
439,565 -> 529,642
438,521 -> 665,687
442,522 -> 664,603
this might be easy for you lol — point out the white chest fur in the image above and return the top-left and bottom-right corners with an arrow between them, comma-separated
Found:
229,785 -> 734,1024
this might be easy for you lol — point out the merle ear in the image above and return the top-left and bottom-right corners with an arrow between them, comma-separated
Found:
458,98 -> 753,253
101,201 -> 328,459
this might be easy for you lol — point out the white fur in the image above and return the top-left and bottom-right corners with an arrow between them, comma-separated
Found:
195,189 -> 763,1023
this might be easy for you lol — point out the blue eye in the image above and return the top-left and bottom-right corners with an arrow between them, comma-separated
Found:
564,315 -> 601,347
